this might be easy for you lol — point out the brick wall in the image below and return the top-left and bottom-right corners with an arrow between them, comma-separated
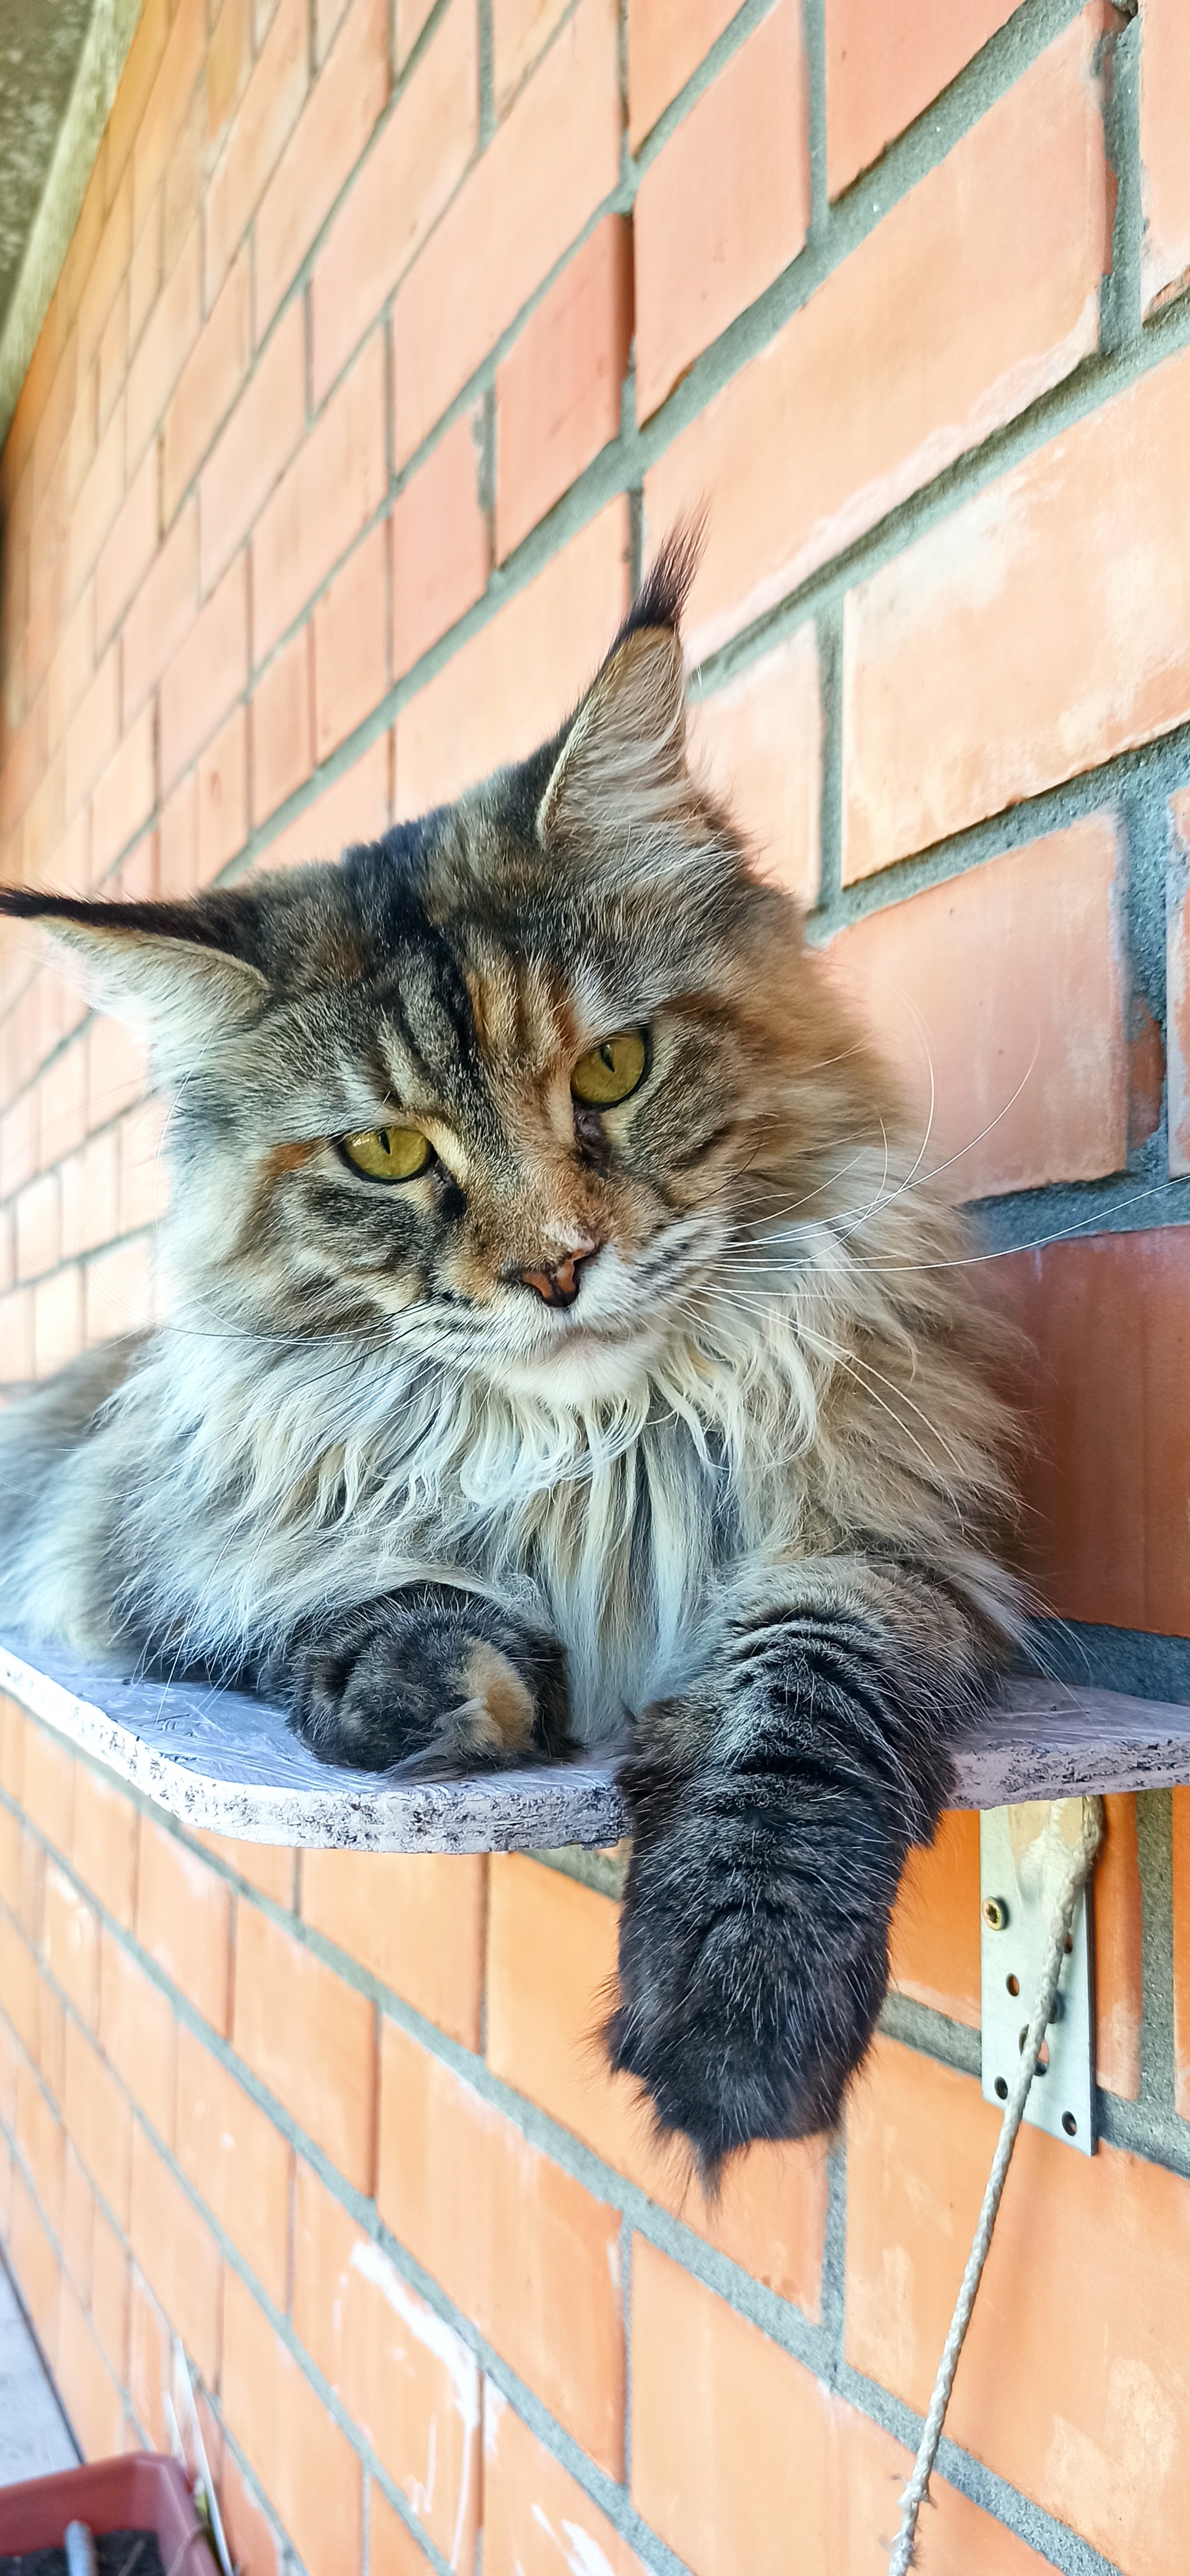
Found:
3,1 -> 1190,2570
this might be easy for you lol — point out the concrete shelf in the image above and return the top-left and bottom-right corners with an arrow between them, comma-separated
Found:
2,1635 -> 1190,1855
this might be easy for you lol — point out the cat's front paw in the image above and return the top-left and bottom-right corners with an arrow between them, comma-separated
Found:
607,1761 -> 892,2175
285,1589 -> 569,1772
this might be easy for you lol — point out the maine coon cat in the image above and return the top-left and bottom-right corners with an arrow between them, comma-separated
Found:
0,539 -> 1019,2172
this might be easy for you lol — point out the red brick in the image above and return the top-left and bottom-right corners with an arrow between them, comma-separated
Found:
396,497 -> 629,813
848,2038 -> 1190,2570
688,626 -> 820,907
9,2169 -> 62,2367
626,0 -> 739,153
495,216 -> 632,563
92,703 -> 157,878
310,0 -> 479,409
1006,1228 -> 1190,1637
1141,0 -> 1190,309
99,1928 -> 177,2145
64,2013 -> 133,2226
392,0 -> 620,467
844,340 -> 1190,876
826,0 -> 1019,198
206,0 -> 311,303
132,0 -> 206,239
126,223 -> 203,472
15,1172 -> 59,1282
175,2023 -> 293,2305
196,706 -> 250,883
293,2157 -> 481,2567
121,499 -> 199,721
253,335 -> 386,660
392,415 -> 486,680
313,522 -> 390,758
162,253 -> 252,526
636,1 -> 808,423
42,1861 -> 99,2028
65,643 -> 119,817
300,1850 -> 486,2047
72,1764 -> 138,1929
486,1855 -> 827,2312
377,2019 -> 623,2471
232,1901 -> 376,2189
261,729 -> 392,869
130,2116 -> 222,2382
256,0 -> 390,341
160,551 -> 249,790
198,298 -> 306,594
223,2268 -> 364,2576
252,630 -> 313,823
137,1817 -> 232,2033
648,8 -> 1112,667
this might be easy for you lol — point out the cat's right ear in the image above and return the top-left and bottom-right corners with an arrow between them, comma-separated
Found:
0,888 -> 268,1059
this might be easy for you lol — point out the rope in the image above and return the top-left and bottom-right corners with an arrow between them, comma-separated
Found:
887,1794 -> 1103,2575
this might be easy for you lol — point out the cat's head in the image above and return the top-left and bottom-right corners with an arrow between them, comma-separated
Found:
1,536 -> 882,1402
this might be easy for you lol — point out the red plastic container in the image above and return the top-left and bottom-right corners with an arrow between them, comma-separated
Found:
0,2453 -> 214,2566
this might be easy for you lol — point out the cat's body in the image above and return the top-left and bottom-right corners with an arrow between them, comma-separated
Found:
0,543 -> 1019,2169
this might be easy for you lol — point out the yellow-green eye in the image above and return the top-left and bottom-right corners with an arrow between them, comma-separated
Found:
571,1029 -> 647,1108
340,1126 -> 431,1182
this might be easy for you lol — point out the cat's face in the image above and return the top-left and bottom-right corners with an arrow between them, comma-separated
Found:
2,547 -> 880,1403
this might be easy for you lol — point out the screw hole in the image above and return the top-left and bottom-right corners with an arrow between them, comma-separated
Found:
1006,1973 -> 1020,1997
994,2076 -> 1008,2100
1062,2111 -> 1077,2137
1064,1935 -> 1074,1955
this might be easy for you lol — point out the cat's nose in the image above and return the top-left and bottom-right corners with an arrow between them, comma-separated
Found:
518,1245 -> 601,1309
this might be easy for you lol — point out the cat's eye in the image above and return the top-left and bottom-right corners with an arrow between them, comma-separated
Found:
339,1126 -> 432,1182
571,1029 -> 648,1107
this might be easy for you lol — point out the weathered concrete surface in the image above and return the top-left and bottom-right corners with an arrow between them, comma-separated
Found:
0,2 -> 96,340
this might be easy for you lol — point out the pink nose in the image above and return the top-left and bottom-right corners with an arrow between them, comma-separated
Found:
519,1246 -> 600,1309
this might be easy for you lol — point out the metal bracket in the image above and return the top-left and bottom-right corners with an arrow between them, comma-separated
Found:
979,1800 -> 1096,2154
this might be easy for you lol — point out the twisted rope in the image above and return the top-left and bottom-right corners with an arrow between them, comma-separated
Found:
888,1795 -> 1103,2575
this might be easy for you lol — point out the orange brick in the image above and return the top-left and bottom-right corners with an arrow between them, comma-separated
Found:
0,1800 -> 19,1912
830,819 -> 1128,1188
486,1856 -> 828,2313
128,2266 -> 170,2448
77,168 -> 134,373
256,0 -> 390,340
314,522 -> 390,758
9,2167 -> 62,2367
293,2157 -> 480,2566
199,299 -> 306,594
635,0 -> 808,423
1008,1229 -> 1190,1636
132,0 -> 205,237
688,626 -> 821,908
64,2013 -> 133,2226
58,2273 -> 126,2460
316,0 -> 353,65
223,2267 -> 364,2576
207,0 -> 311,302
96,283 -> 129,442
0,1916 -> 40,2058
0,2131 -> 10,2240
60,1132 -> 117,1259
196,705 -> 250,883
890,1810 -> 980,2029
84,1238 -> 153,1346
92,702 -> 156,878
95,440 -> 158,647
844,335 -> 1190,875
261,729 -> 392,869
46,583 -> 96,756
99,1928 -> 177,2146
1139,0 -> 1190,308
160,551 -> 249,791
368,2482 -> 436,2572
232,1902 -> 375,2188
157,772 -> 199,898
21,1721 -> 76,1853
42,1861 -> 99,2027
91,2197 -> 131,2380
207,0 -> 253,148
396,497 -> 629,813
252,629 -> 314,823
1091,1794 -> 1144,2103
826,0 -> 1019,198
300,1850 -> 485,2048
0,1696 -> 27,1799
106,0 -> 170,195
310,0 -> 479,409
391,415 -> 486,680
626,0 -> 738,153
130,2116 -> 222,2381
253,334 -> 386,661
175,2024 -> 293,2305
1169,787 -> 1190,1176
495,216 -> 632,563
377,2020 -> 623,2471
137,1818 -> 232,2033
126,222 -> 203,473
492,0 -> 571,114
163,253 -> 252,527
392,0 -> 620,467
66,643 -> 120,816
848,2038 -> 1190,2569
16,2055 -> 65,2234
483,2388 -> 648,2576
128,189 -> 164,357
220,2448 -> 285,2576
1174,1787 -> 1190,2119
15,1172 -> 59,1282
68,397 -> 127,605
61,2144 -> 96,2304
1,1094 -> 40,1201
33,1268 -> 84,1377
650,6 -> 1110,668
40,1035 -> 88,1167
19,1825 -> 46,1947
122,496 -> 199,721
192,1832 -> 295,1908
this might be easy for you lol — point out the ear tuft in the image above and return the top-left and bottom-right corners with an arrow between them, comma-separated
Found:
536,624 -> 695,858
0,886 -> 268,1059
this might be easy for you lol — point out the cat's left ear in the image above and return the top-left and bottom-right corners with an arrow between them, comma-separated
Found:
0,888 -> 268,1065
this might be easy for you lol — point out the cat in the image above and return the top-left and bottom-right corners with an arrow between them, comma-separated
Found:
0,535 -> 1020,2173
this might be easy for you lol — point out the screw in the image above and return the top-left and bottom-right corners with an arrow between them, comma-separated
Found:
981,1896 -> 1009,1930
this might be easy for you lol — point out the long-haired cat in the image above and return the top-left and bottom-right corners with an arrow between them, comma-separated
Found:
0,538 -> 1019,2172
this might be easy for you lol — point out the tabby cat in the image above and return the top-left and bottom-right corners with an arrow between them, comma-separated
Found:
0,539 -> 1019,2172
